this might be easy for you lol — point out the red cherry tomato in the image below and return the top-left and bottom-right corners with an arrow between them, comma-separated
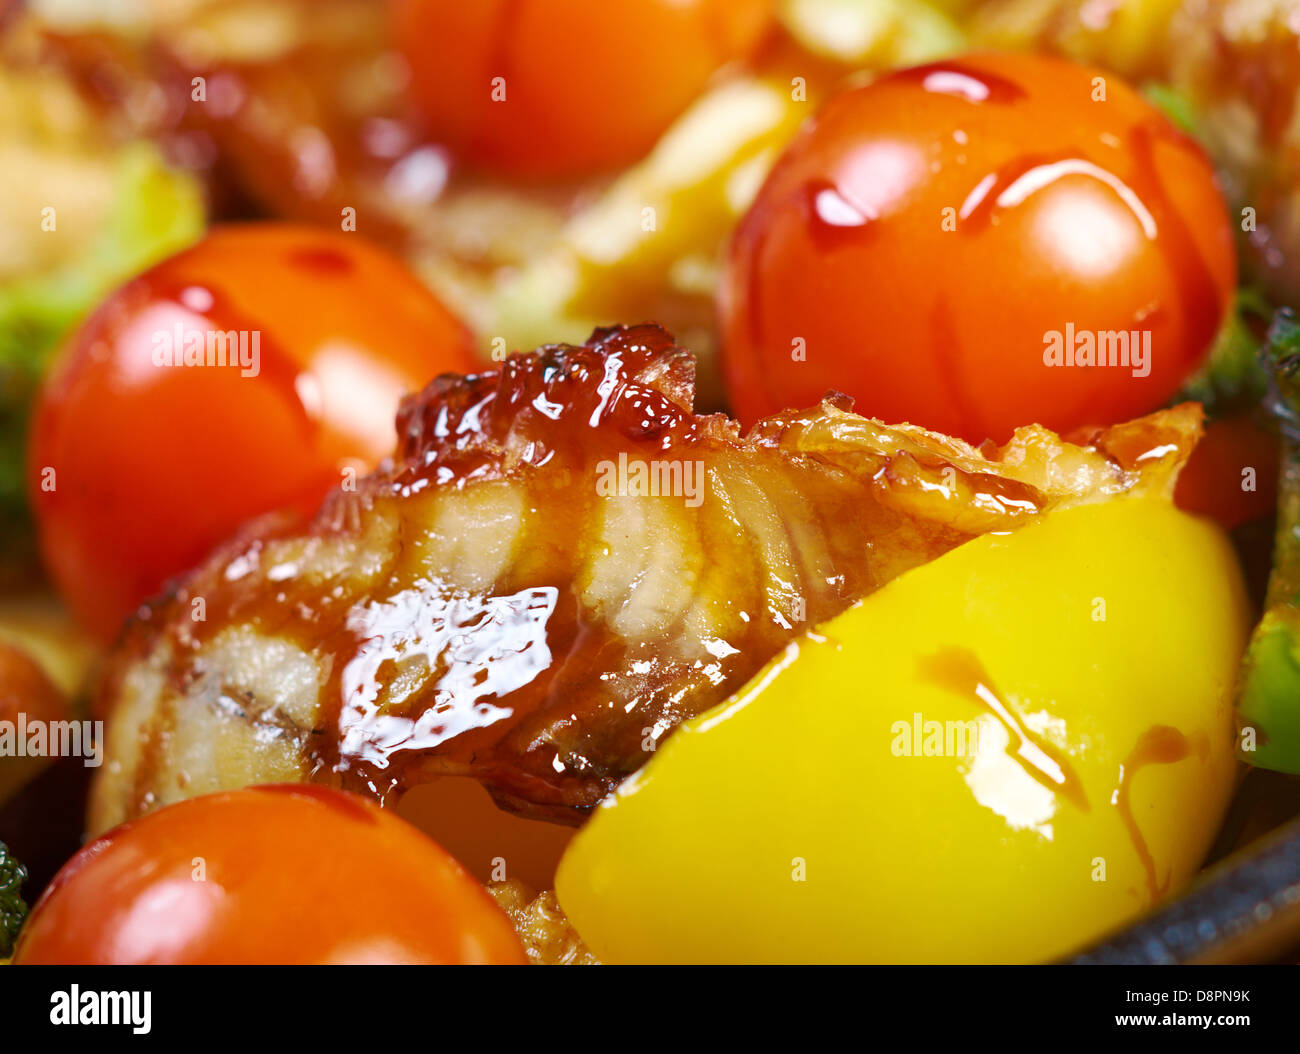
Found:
13,786 -> 525,964
29,223 -> 477,641
1175,412 -> 1279,530
392,0 -> 773,178
720,52 -> 1237,442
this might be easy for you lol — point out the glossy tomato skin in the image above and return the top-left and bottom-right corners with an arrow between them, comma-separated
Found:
29,224 -> 477,641
392,0 -> 773,179
13,786 -> 526,964
1174,412 -> 1280,530
721,52 -> 1237,442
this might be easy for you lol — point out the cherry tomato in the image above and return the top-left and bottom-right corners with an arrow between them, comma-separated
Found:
391,0 -> 773,178
13,785 -> 526,964
1175,412 -> 1279,530
720,52 -> 1237,442
29,223 -> 477,641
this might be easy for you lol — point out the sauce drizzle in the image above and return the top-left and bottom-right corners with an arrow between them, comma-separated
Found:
1112,725 -> 1205,903
920,647 -> 1089,813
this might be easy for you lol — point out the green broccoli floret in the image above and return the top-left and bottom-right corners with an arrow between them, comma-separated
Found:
0,839 -> 28,959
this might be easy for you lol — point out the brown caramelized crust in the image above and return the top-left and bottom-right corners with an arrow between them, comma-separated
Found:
486,880 -> 598,966
89,324 -> 1201,832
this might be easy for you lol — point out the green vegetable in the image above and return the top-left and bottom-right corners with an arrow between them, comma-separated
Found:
1142,81 -> 1199,138
0,839 -> 27,959
0,144 -> 204,575
1237,308 -> 1300,773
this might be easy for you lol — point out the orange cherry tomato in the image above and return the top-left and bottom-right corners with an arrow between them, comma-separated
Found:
28,223 -> 477,641
391,0 -> 773,178
13,786 -> 526,964
720,52 -> 1237,442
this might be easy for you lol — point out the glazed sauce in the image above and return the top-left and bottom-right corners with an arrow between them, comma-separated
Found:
920,647 -> 1089,813
923,650 -> 1210,901
955,154 -> 1156,237
140,325 -> 883,823
801,180 -> 875,252
1113,725 -> 1206,903
883,61 -> 1029,105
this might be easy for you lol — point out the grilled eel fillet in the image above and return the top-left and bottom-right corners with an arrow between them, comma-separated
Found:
89,323 -> 1200,832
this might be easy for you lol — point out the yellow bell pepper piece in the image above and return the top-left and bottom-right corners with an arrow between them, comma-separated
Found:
556,499 -> 1249,963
